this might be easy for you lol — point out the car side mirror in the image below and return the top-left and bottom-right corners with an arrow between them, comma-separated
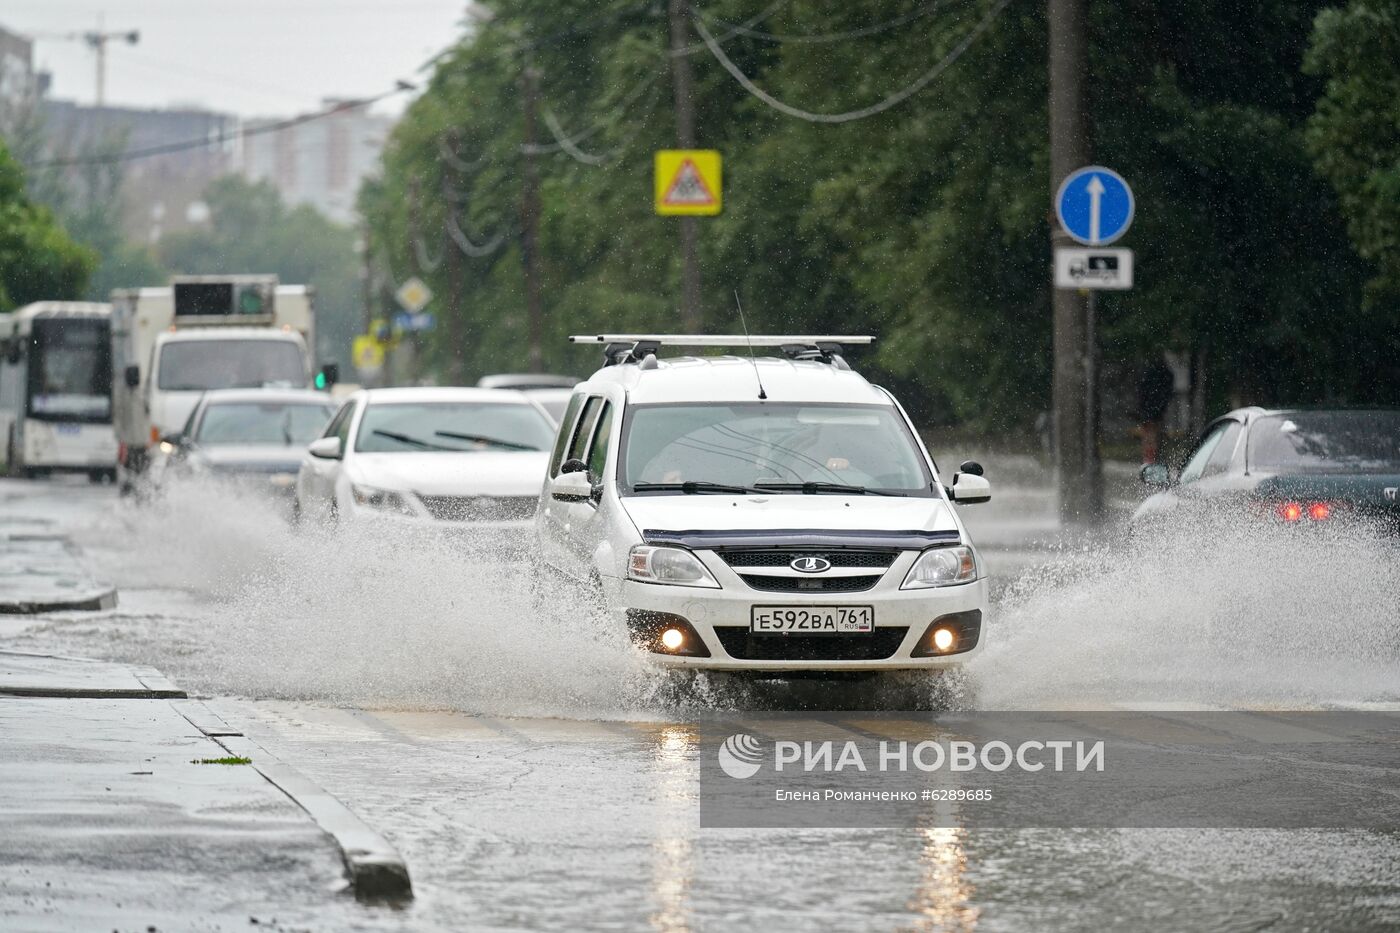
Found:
950,472 -> 991,504
161,432 -> 183,448
958,460 -> 984,477
123,364 -> 140,388
308,436 -> 343,460
560,458 -> 588,475
1140,463 -> 1171,487
550,470 -> 592,502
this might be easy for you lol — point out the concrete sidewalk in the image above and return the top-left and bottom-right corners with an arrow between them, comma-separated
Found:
0,651 -> 409,931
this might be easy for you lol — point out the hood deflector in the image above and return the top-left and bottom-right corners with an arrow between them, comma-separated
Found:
642,528 -> 960,550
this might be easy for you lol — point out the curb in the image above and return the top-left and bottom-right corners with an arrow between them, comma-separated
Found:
171,700 -> 414,901
0,534 -> 118,615
0,650 -> 186,699
0,588 -> 118,614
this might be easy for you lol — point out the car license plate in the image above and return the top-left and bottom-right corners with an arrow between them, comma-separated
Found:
751,605 -> 874,634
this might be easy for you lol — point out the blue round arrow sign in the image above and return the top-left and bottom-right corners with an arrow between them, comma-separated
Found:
1055,166 -> 1134,246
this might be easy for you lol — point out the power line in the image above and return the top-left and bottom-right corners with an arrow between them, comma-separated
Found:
445,209 -> 507,258
28,83 -> 415,168
690,0 -> 1013,124
693,0 -> 948,45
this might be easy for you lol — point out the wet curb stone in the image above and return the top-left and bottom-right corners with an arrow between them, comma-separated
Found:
171,699 -> 415,901
0,533 -> 117,614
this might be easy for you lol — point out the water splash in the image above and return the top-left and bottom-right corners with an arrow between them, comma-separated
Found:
976,512 -> 1400,709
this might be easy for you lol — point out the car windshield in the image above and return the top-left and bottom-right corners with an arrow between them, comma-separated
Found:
355,401 -> 556,453
157,340 -> 306,391
194,401 -> 335,446
26,317 -> 111,422
621,403 -> 932,495
1248,412 -> 1400,474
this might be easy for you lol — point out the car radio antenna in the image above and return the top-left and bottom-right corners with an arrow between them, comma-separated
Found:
734,290 -> 767,400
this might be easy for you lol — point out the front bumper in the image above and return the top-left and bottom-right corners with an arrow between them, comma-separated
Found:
615,549 -> 989,671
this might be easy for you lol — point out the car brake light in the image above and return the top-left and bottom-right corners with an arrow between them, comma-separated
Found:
1307,502 -> 1331,521
1277,501 -> 1302,522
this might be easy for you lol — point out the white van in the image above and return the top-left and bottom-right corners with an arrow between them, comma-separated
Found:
534,335 -> 992,674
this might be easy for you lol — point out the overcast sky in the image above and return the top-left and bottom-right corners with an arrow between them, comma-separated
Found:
4,0 -> 469,117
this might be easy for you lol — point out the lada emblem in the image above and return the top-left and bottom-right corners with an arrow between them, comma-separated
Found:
790,556 -> 831,573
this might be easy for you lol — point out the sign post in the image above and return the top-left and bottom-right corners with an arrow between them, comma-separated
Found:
1051,165 -> 1135,525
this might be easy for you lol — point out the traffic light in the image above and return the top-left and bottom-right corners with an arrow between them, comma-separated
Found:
314,371 -> 327,390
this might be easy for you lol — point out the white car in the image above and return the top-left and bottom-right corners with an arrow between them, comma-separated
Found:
294,387 -> 556,529
534,335 -> 992,673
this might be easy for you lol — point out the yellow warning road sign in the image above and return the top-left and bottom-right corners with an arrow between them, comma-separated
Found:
395,277 -> 433,314
655,150 -> 722,216
352,335 -> 385,372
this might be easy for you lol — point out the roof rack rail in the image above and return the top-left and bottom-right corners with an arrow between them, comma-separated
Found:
567,334 -> 874,368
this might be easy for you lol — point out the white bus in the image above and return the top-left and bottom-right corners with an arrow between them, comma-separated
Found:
0,302 -> 117,481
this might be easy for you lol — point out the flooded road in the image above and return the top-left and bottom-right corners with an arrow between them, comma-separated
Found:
3,473 -> 1398,930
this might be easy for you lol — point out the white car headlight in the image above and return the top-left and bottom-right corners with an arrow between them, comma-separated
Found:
628,545 -> 720,588
351,483 -> 414,515
901,545 -> 978,589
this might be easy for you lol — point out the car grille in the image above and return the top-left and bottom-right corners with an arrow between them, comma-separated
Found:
716,547 -> 896,592
738,574 -> 883,593
715,627 -> 909,661
415,494 -> 537,522
715,548 -> 897,569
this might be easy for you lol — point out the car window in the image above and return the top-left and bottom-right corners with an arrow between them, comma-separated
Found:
1247,411 -> 1400,474
586,401 -> 614,479
353,402 -> 555,453
323,400 -> 355,441
567,397 -> 603,464
181,400 -> 202,438
1201,421 -> 1242,477
157,339 -> 305,390
335,403 -> 356,447
549,393 -> 585,476
194,402 -> 336,446
1179,422 -> 1230,484
621,403 -> 933,493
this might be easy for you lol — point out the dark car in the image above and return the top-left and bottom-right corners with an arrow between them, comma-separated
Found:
1132,408 -> 1400,534
161,389 -> 337,501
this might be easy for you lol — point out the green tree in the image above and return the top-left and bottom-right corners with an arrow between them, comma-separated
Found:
1305,1 -> 1400,390
0,138 -> 94,311
160,177 -> 360,367
365,0 -> 1379,425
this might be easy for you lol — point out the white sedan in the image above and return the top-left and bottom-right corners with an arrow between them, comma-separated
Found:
294,387 -> 555,529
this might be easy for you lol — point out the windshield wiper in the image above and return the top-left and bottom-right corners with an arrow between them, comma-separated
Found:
434,430 -> 541,451
371,429 -> 454,451
754,481 -> 900,496
632,481 -> 764,495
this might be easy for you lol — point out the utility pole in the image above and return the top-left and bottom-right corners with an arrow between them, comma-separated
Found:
519,65 -> 544,373
442,174 -> 467,384
667,0 -> 702,331
1047,0 -> 1102,524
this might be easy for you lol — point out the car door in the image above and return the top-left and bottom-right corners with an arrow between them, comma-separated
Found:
301,399 -> 355,512
540,394 -> 600,580
559,397 -> 616,583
